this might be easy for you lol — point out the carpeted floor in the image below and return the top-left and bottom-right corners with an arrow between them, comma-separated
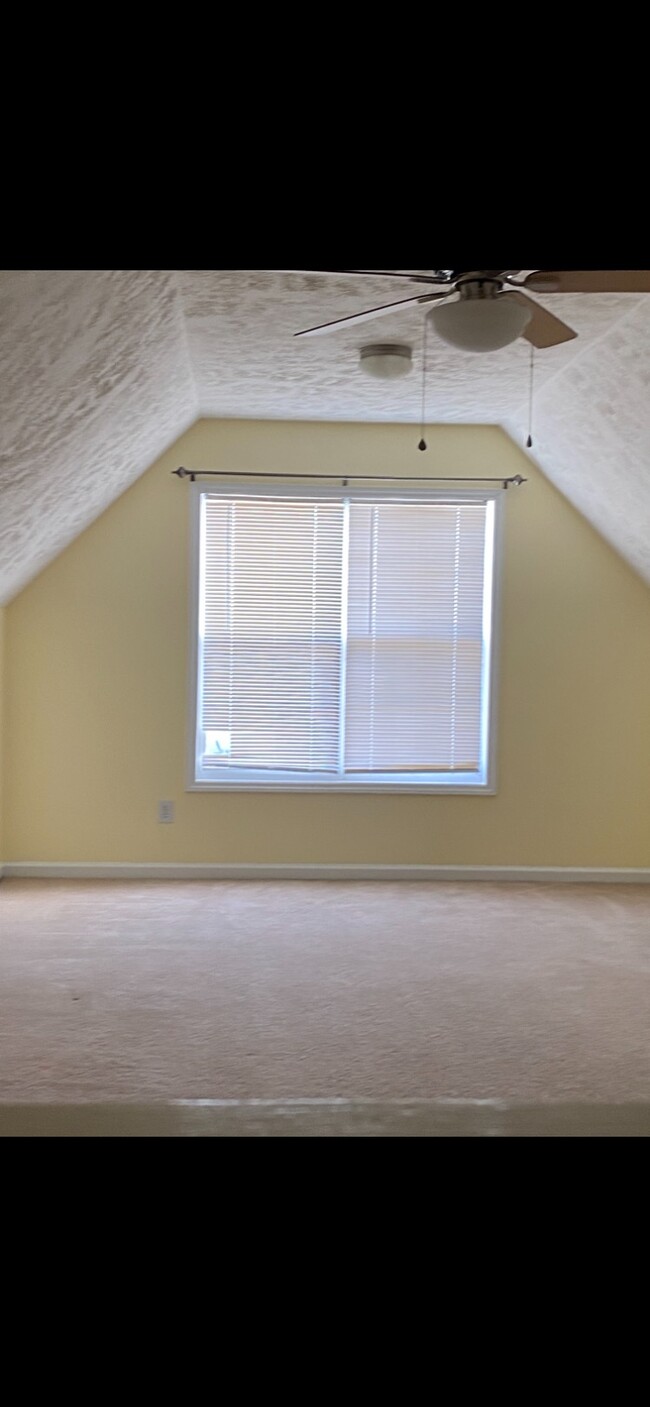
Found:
0,879 -> 649,1104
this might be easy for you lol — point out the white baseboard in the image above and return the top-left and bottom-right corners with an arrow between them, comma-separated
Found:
3,862 -> 650,883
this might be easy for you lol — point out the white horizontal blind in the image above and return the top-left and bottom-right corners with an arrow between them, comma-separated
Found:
195,488 -> 494,787
199,496 -> 344,774
345,502 -> 487,773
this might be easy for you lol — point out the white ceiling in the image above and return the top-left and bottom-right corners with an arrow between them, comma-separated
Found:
1,268 -> 649,602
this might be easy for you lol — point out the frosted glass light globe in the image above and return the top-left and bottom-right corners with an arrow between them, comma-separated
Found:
428,297 -> 532,353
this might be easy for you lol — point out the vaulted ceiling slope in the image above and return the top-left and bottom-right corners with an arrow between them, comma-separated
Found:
1,269 -> 649,602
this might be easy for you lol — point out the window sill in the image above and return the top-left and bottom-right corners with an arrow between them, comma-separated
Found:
188,780 -> 496,795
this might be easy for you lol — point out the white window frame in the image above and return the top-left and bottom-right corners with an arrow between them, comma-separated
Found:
186,479 -> 503,794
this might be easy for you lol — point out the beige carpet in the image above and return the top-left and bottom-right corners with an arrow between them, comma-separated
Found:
0,879 -> 649,1104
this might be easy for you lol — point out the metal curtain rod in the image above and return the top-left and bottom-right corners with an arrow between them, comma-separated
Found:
173,467 -> 527,489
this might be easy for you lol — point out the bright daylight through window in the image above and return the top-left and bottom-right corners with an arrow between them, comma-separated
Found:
190,484 -> 500,791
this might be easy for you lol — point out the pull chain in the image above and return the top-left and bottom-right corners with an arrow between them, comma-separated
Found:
526,344 -> 534,448
418,317 -> 428,451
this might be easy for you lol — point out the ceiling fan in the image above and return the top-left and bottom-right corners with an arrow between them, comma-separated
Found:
281,269 -> 650,353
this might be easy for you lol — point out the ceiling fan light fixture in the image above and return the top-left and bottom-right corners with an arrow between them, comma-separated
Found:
427,295 -> 532,353
359,343 -> 412,379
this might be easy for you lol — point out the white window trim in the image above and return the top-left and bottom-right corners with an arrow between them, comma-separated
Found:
186,478 -> 504,795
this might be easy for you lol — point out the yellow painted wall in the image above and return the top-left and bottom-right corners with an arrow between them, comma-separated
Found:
3,418 -> 650,866
0,606 -> 4,860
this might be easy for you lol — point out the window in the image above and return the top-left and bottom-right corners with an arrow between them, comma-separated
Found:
189,482 -> 501,792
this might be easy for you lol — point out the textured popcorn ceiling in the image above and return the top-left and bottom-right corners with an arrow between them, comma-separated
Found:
1,268 -> 649,601
0,271 -> 197,602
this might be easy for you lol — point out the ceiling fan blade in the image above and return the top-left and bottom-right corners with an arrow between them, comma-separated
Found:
508,291 -> 577,349
273,269 -> 452,286
294,291 -> 451,339
523,269 -> 650,294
